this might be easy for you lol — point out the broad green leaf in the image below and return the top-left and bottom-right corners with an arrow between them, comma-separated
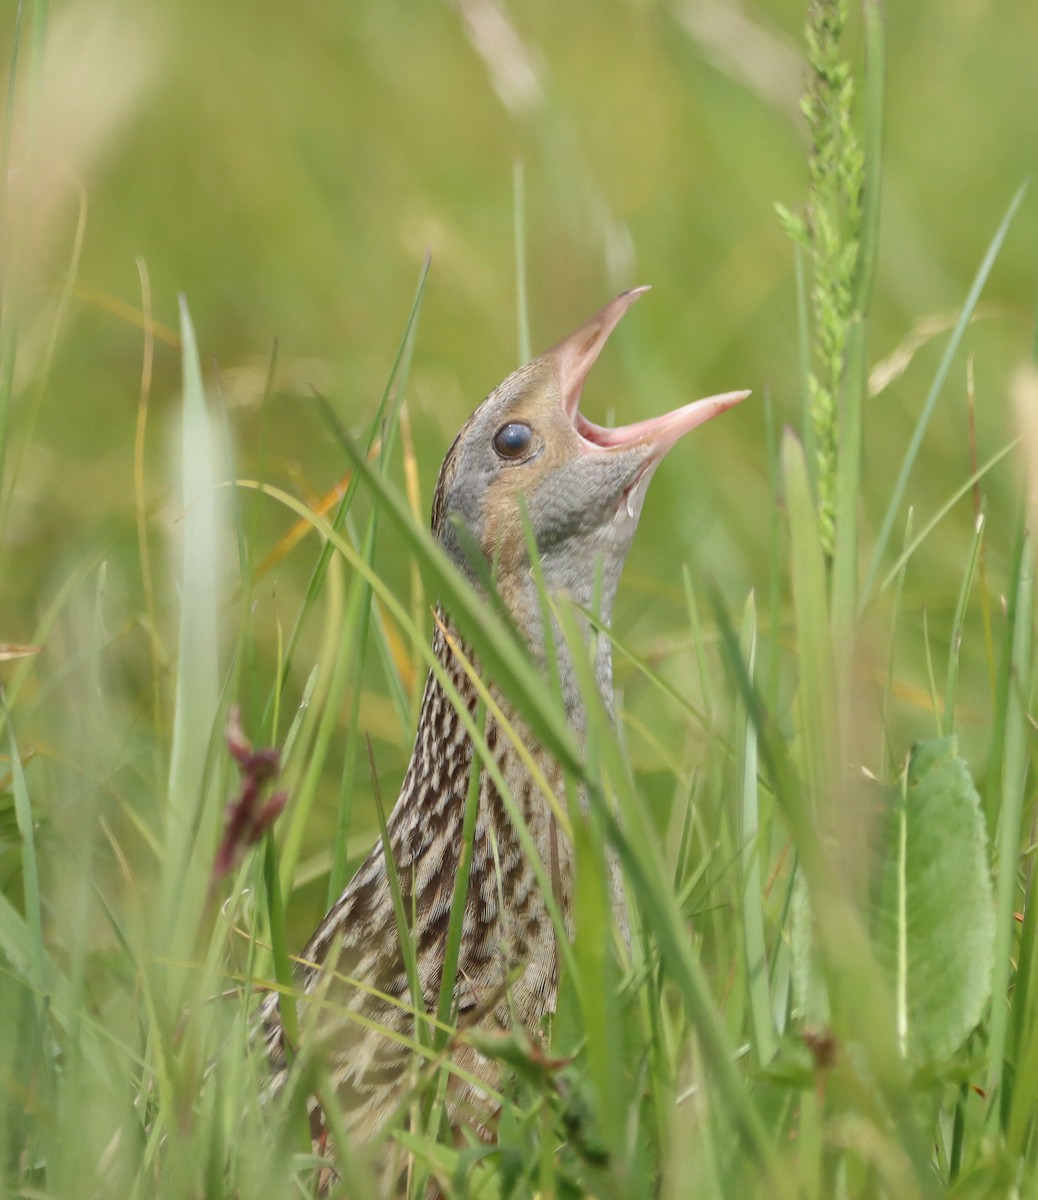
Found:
873,736 -> 995,1063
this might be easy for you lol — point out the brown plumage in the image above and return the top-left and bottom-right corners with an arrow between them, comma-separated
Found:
260,288 -> 746,1180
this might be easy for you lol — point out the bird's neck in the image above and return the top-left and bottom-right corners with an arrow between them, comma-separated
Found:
413,548 -> 626,822
423,594 -> 628,941
498,561 -> 619,727
432,577 -> 617,737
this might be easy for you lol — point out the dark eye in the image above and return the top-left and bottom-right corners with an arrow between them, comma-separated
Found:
493,422 -> 533,460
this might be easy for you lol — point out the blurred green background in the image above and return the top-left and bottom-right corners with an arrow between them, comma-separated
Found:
2,0 -> 1036,936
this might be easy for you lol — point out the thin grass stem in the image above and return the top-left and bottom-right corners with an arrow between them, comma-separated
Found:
862,183 -> 1028,603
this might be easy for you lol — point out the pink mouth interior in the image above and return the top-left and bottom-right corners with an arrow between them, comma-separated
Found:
570,391 -> 750,458
552,287 -> 749,461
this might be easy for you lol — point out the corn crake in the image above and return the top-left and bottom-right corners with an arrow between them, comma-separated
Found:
260,288 -> 747,1185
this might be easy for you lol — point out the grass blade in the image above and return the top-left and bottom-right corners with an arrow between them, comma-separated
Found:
851,0 -> 886,317
272,256 -> 430,698
783,431 -> 835,815
735,592 -> 776,1066
986,529 -> 1032,1113
861,182 -> 1028,604
943,505 -> 985,734
514,158 -> 531,365
162,296 -> 224,962
330,443 -> 582,776
1,695 -> 45,997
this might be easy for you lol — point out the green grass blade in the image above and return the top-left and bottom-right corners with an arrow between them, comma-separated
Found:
710,587 -> 939,1196
852,0 -> 886,317
433,701 -> 485,1048
763,389 -> 784,714
683,566 -> 716,724
881,508 -> 914,774
331,442 -> 582,776
921,607 -> 942,737
862,182 -> 1028,603
735,592 -> 776,1066
943,505 -> 985,735
783,431 -> 835,814
263,830 -> 299,1046
550,600 -> 791,1199
367,735 -> 428,1053
326,376 -> 421,904
986,529 -> 1032,1114
878,436 -> 1019,594
0,0 -> 26,507
1,695 -> 45,996
162,296 -> 223,961
831,313 -> 865,712
276,556 -> 345,897
514,158 -> 531,365
794,244 -> 815,497
272,257 -> 430,697
326,571 -> 377,906
982,505 -> 1026,837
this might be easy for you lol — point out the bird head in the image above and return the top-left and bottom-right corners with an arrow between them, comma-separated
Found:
432,287 -> 747,638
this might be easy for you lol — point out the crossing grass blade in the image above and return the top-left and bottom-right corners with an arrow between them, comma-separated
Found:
270,256 -> 430,707
986,528 -> 1033,1112
734,593 -> 776,1068
782,431 -> 835,818
162,297 -> 224,965
881,508 -> 914,774
1,694 -> 44,993
332,439 -> 583,778
878,437 -> 1019,594
943,505 -> 985,735
553,600 -> 793,1200
0,0 -> 27,509
861,183 -> 1028,605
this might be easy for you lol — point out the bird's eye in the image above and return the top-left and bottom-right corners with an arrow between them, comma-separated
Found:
493,422 -> 533,460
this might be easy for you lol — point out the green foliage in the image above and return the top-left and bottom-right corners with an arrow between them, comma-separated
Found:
2,0 -> 1038,1197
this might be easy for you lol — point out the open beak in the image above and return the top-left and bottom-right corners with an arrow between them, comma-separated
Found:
552,286 -> 749,460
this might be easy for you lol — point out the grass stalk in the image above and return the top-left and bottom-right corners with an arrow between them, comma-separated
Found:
514,159 -> 531,365
368,735 -> 429,1055
432,702 -> 485,1049
554,601 -> 792,1200
878,437 -> 1020,594
270,257 -> 429,701
162,297 -> 223,964
986,529 -> 1032,1113
1,695 -> 45,997
735,593 -> 776,1067
0,3 -> 25,508
880,508 -> 913,773
861,183 -> 1028,604
943,505 -> 985,734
